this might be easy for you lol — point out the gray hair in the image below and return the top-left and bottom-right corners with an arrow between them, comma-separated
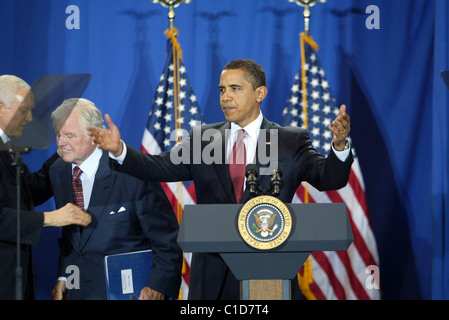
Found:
0,75 -> 32,108
51,98 -> 105,136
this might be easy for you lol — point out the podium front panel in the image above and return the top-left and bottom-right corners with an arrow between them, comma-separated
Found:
178,202 -> 353,253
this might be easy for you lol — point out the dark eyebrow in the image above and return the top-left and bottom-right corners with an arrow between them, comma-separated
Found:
219,83 -> 243,90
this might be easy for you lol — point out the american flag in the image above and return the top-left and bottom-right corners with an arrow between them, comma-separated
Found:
140,30 -> 204,300
282,34 -> 381,300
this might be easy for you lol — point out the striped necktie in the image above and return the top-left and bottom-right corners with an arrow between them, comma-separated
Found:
72,166 -> 84,209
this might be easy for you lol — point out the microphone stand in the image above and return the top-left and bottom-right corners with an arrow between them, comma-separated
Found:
10,146 -> 31,300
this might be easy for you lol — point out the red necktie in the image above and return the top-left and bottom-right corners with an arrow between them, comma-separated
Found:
72,166 -> 84,209
229,129 -> 247,203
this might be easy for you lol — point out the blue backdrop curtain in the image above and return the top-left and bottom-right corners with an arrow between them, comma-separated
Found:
431,0 -> 449,300
0,0 -> 448,300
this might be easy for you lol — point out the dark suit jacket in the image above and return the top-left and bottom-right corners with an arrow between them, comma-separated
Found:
49,151 -> 182,299
0,150 -> 58,299
117,118 -> 354,299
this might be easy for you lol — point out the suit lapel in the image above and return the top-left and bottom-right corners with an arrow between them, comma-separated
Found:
80,151 -> 117,249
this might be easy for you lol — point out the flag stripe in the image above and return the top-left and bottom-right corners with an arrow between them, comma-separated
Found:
336,185 -> 379,264
336,251 -> 370,300
308,256 -> 334,299
327,189 -> 376,267
313,251 -> 347,299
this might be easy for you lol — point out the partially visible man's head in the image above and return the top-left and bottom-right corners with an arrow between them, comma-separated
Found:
0,75 -> 34,137
52,98 -> 105,165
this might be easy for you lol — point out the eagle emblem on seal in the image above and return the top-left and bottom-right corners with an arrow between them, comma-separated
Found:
252,209 -> 278,237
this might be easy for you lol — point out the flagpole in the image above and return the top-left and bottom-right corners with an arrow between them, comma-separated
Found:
151,0 -> 191,31
287,0 -> 326,203
288,0 -> 327,301
151,0 -> 194,300
152,0 -> 190,220
287,0 -> 327,36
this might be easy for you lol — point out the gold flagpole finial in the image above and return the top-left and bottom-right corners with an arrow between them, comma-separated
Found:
288,0 -> 327,36
152,0 -> 191,30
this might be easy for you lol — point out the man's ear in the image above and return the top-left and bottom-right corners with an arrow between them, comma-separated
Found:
256,86 -> 268,103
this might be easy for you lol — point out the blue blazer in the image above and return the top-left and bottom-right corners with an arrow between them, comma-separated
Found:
117,117 -> 354,299
50,151 -> 182,299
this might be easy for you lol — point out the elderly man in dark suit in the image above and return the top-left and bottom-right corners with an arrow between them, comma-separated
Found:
0,75 -> 91,300
49,98 -> 182,300
87,59 -> 353,300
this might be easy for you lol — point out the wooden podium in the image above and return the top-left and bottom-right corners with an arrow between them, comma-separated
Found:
177,201 -> 353,300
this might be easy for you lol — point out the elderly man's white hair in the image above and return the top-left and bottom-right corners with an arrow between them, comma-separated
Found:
51,98 -> 105,136
0,75 -> 32,108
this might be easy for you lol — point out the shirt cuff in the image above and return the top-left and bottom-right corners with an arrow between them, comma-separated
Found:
332,141 -> 351,162
109,140 -> 127,165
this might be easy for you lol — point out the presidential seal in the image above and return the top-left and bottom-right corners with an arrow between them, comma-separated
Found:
237,195 -> 293,250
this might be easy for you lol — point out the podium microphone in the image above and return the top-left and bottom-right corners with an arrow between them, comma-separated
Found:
270,162 -> 283,197
245,164 -> 259,197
